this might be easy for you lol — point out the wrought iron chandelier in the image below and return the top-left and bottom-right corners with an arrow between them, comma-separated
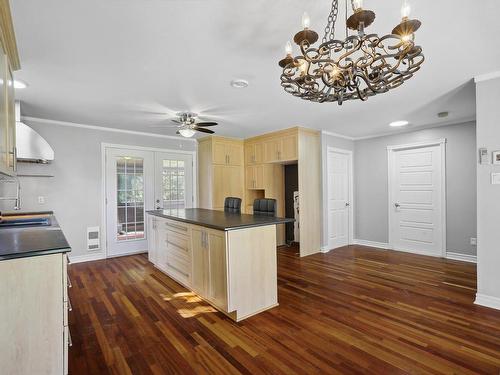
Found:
278,0 -> 424,105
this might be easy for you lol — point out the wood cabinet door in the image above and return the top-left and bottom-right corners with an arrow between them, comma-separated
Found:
254,142 -> 263,164
212,141 -> 227,165
226,143 -> 242,166
207,230 -> 228,310
245,165 -> 255,189
0,52 -> 8,173
263,138 -> 279,163
155,225 -> 168,270
212,165 -> 226,209
191,227 -> 208,295
280,134 -> 298,161
255,164 -> 264,189
244,144 -> 255,165
225,166 -> 243,200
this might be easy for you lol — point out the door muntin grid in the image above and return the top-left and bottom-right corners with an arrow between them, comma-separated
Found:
116,157 -> 145,241
162,159 -> 186,209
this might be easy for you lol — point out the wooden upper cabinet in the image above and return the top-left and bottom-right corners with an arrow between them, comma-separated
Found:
262,133 -> 298,163
212,141 -> 227,165
212,139 -> 242,166
280,133 -> 298,161
245,142 -> 263,165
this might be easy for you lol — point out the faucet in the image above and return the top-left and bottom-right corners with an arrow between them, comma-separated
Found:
0,175 -> 21,210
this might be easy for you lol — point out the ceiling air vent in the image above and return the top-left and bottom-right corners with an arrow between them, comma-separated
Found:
87,226 -> 100,251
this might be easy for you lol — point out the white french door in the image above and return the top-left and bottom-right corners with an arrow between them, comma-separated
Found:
105,148 -> 154,257
327,148 -> 353,250
154,152 -> 194,210
388,140 -> 446,257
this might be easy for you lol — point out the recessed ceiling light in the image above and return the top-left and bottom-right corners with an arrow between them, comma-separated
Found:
389,120 -> 409,127
230,79 -> 249,89
14,80 -> 28,89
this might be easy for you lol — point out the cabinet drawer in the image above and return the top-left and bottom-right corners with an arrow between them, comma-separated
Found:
164,220 -> 189,235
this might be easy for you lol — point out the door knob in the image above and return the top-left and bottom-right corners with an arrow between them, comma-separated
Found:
394,203 -> 400,208
345,202 -> 350,207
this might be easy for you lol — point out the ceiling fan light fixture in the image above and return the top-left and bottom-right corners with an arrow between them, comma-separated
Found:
178,128 -> 196,138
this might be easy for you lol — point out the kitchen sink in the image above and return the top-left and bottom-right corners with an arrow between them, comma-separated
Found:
0,217 -> 51,227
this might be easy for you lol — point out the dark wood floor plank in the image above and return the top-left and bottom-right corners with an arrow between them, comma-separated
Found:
68,245 -> 500,374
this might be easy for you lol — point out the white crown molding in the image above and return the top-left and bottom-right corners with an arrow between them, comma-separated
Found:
353,239 -> 391,249
475,293 -> 500,310
69,252 -> 106,264
355,117 -> 476,141
446,252 -> 477,263
321,130 -> 355,141
474,71 -> 500,83
21,116 -> 198,143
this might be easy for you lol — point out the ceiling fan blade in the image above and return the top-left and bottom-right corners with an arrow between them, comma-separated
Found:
195,122 -> 218,127
195,127 -> 215,134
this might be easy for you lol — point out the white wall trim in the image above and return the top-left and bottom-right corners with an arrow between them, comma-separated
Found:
387,139 -> 447,257
386,138 -> 447,151
446,252 -> 477,263
320,245 -> 332,253
22,116 -> 198,143
474,71 -> 500,83
325,147 -> 354,250
321,130 -> 355,141
69,252 -> 106,264
353,239 -> 391,249
475,293 -> 500,310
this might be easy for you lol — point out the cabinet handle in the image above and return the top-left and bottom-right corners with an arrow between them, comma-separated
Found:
67,275 -> 72,288
228,155 -> 230,165
68,298 -> 73,312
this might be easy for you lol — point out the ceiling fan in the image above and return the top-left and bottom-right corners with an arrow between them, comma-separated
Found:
171,112 -> 218,138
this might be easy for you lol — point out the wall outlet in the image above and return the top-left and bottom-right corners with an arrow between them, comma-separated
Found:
38,196 -> 45,204
470,237 -> 477,246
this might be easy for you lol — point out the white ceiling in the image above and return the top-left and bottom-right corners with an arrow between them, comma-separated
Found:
10,0 -> 499,139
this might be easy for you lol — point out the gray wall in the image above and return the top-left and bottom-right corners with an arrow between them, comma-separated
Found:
354,122 -> 477,255
475,77 -> 500,303
321,132 -> 355,248
0,119 -> 196,259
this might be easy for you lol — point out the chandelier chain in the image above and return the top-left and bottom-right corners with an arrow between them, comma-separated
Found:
322,0 -> 339,43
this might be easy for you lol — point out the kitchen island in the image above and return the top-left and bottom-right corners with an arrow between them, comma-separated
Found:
147,208 -> 294,321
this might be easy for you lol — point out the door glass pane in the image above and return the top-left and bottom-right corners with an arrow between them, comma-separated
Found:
162,159 -> 187,209
116,157 -> 145,241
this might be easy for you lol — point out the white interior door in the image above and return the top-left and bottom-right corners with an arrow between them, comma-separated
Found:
105,148 -> 154,257
327,148 -> 352,250
388,142 -> 445,257
155,152 -> 194,210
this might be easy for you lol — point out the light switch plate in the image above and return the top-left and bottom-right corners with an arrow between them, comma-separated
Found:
491,173 -> 500,185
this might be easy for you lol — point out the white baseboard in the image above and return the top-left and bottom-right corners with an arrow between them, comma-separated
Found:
320,246 -> 331,253
353,239 -> 391,249
69,252 -> 106,264
446,252 -> 477,263
475,293 -> 500,310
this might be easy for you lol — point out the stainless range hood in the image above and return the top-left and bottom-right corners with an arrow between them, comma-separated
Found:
16,101 -> 54,163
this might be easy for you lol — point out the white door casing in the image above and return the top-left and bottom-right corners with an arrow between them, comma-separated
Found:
327,147 -> 353,250
387,139 -> 446,257
105,148 -> 154,257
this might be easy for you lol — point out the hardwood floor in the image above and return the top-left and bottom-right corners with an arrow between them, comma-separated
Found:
68,245 -> 500,374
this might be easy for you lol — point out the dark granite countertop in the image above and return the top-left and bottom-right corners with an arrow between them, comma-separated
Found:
0,211 -> 71,261
147,208 -> 294,231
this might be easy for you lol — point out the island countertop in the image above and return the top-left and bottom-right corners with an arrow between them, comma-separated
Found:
0,212 -> 71,261
147,208 -> 294,231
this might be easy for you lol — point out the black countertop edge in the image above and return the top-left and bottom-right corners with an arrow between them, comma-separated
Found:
0,247 -> 71,261
147,209 -> 295,232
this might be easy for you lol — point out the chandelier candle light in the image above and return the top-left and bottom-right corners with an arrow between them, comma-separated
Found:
279,0 -> 424,104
